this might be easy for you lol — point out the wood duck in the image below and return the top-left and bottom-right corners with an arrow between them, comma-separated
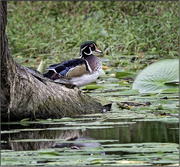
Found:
43,41 -> 103,87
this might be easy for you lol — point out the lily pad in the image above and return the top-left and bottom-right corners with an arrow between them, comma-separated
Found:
132,59 -> 179,93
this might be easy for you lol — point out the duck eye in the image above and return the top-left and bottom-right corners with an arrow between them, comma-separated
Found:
90,44 -> 94,47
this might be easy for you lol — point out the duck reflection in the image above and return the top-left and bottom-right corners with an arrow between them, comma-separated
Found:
53,136 -> 105,155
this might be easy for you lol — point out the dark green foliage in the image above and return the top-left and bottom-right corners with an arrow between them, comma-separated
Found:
7,1 -> 179,66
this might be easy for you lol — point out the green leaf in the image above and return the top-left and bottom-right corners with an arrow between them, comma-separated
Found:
84,84 -> 104,90
116,71 -> 136,79
37,60 -> 47,73
132,59 -> 179,93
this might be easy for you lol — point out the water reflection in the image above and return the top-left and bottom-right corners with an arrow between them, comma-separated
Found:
87,121 -> 179,144
1,121 -> 179,151
2,129 -> 81,151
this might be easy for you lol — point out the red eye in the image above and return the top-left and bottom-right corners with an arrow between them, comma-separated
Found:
90,44 -> 94,47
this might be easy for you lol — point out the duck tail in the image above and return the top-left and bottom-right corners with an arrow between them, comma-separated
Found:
43,71 -> 54,78
44,71 -> 62,80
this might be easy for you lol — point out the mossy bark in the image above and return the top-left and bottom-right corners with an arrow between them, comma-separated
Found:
1,1 -> 102,121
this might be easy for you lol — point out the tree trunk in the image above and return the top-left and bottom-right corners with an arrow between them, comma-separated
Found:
1,1 -> 102,121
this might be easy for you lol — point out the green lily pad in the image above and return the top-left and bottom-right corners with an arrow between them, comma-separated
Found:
84,84 -> 104,90
116,71 -> 136,79
1,130 -> 21,134
132,59 -> 179,93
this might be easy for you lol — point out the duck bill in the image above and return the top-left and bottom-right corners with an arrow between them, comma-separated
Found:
95,46 -> 103,53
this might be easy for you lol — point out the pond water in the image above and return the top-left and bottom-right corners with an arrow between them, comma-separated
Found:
1,116 -> 179,166
1,120 -> 179,150
1,55 -> 179,166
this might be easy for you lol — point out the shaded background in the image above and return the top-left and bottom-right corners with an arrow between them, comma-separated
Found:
7,1 -> 179,69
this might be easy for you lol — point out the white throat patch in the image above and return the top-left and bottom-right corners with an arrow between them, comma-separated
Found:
80,46 -> 92,57
84,47 -> 92,55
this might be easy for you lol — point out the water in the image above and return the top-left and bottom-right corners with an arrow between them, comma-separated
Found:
1,120 -> 179,151
88,121 -> 179,144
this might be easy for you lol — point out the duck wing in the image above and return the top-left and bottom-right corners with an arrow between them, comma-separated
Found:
43,58 -> 91,80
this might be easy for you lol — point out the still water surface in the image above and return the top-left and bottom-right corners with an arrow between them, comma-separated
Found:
1,120 -> 179,151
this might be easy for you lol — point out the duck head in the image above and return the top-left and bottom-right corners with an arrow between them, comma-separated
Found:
80,41 -> 103,58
